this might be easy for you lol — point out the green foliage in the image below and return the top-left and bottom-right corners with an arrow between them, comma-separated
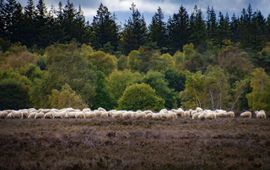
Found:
48,83 -> 87,109
87,51 -> 117,75
108,70 -> 142,100
151,53 -> 175,72
92,72 -> 116,110
143,71 -> 177,109
180,66 -> 230,109
246,68 -> 270,111
118,83 -> 164,111
41,43 -> 98,107
0,79 -> 30,110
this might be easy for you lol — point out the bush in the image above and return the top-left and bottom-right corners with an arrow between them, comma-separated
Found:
118,83 -> 164,111
48,84 -> 87,109
0,79 -> 30,110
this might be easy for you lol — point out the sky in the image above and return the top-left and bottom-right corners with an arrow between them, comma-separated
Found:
18,0 -> 270,25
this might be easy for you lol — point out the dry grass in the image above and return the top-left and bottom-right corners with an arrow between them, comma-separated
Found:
0,118 -> 270,170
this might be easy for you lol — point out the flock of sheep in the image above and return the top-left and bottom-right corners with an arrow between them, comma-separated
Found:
0,107 -> 267,120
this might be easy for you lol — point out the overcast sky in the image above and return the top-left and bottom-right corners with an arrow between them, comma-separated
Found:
18,0 -> 270,24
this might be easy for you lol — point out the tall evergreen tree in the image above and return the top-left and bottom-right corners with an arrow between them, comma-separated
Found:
122,3 -> 148,55
92,3 -> 119,51
4,0 -> 23,42
217,12 -> 231,44
189,6 -> 206,48
167,6 -> 189,53
0,0 -> 5,38
250,11 -> 266,50
22,0 -> 36,46
231,13 -> 239,42
149,7 -> 167,50
206,6 -> 217,42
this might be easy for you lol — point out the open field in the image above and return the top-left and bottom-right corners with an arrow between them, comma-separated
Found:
0,118 -> 270,170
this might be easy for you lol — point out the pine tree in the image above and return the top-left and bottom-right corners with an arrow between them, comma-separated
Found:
167,6 -> 189,53
149,7 -> 167,51
217,12 -> 231,44
206,6 -> 217,42
122,3 -> 148,55
250,11 -> 266,50
189,6 -> 206,48
231,13 -> 239,42
4,0 -> 23,42
0,0 -> 5,37
92,3 -> 119,50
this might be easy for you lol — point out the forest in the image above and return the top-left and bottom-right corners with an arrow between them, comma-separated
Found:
1,0 -> 270,112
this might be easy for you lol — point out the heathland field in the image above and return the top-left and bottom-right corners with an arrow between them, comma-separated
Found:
0,118 -> 269,170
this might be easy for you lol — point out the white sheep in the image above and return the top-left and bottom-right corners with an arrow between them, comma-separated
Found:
44,112 -> 54,119
134,111 -> 146,119
111,111 -> 123,119
0,111 -> 10,119
192,112 -> 201,119
84,111 -> 96,118
240,111 -> 252,118
12,111 -> 24,119
53,111 -> 66,119
28,112 -> 36,119
165,111 -> 177,120
65,111 -> 76,119
122,111 -> 134,119
34,112 -> 44,119
255,110 -> 267,119
75,112 -> 85,119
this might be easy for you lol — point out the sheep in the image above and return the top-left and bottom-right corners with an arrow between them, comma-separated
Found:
0,111 -> 10,119
192,112 -> 201,119
204,111 -> 216,119
255,110 -> 267,119
111,111 -> 123,119
82,108 -> 91,112
165,111 -> 177,120
240,111 -> 252,118
84,111 -> 96,119
65,111 -> 76,119
75,111 -> 85,119
152,113 -> 162,120
6,113 -> 13,119
134,111 -> 146,119
28,112 -> 36,119
44,112 -> 54,119
122,111 -> 134,119
227,111 -> 235,118
100,111 -> 109,118
53,111 -> 66,119
34,112 -> 44,119
12,111 -> 24,119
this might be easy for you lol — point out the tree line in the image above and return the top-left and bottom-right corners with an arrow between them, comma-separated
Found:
1,0 -> 270,54
1,0 -> 270,112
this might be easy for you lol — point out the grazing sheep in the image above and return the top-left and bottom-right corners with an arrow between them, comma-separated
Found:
100,111 -> 109,118
196,107 -> 203,112
204,111 -> 216,119
134,111 -> 146,119
44,112 -> 54,119
6,113 -> 13,119
122,111 -> 134,119
85,111 -> 96,118
192,112 -> 201,119
65,112 -> 76,119
255,110 -> 267,119
82,108 -> 91,112
227,111 -> 235,118
34,112 -> 44,119
28,112 -> 36,119
240,111 -> 252,118
111,111 -> 123,119
165,111 -> 177,120
0,111 -> 9,119
53,111 -> 66,119
12,111 -> 24,119
75,112 -> 85,119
